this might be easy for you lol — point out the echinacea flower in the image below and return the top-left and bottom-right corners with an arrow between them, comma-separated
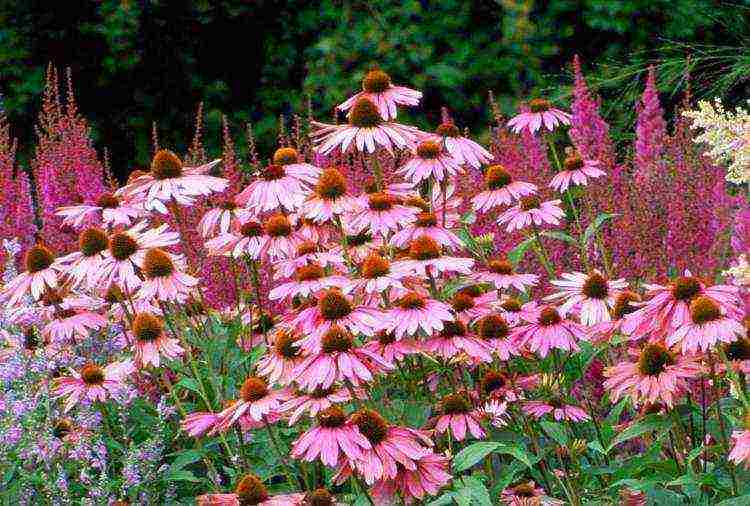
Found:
256,330 -> 304,386
291,406 -> 371,467
603,342 -> 703,407
119,150 -> 227,213
56,192 -> 143,229
53,361 -> 134,412
546,271 -> 628,326
346,192 -> 418,237
362,331 -> 419,363
280,386 -> 361,426
236,158 -> 319,214
128,312 -> 184,368
511,306 -> 587,357
290,326 -> 393,391
497,196 -> 565,232
471,165 -> 538,213
721,337 -> 750,374
345,253 -> 409,296
522,399 -> 590,422
1,243 -> 60,306
301,167 -> 360,223
449,287 -> 498,325
274,241 -> 346,279
549,153 -> 606,192
390,211 -> 463,250
729,414 -> 750,469
181,412 -> 221,438
475,314 -> 518,360
478,369 -> 525,403
481,399 -> 510,428
370,452 -> 452,505
196,473 -> 306,506
312,98 -> 420,155
205,220 -> 264,259
337,69 -> 422,120
499,297 -> 538,326
212,376 -> 290,433
667,295 -> 744,353
99,221 -> 180,291
421,320 -> 493,363
588,290 -> 642,343
434,392 -> 486,441
198,197 -> 252,238
42,307 -> 107,344
472,257 -> 539,292
398,140 -> 463,184
429,121 -> 492,168
137,248 -> 198,303
56,227 -> 109,289
507,99 -> 571,135
382,291 -> 454,339
392,236 -> 474,277
500,481 -> 562,506
269,263 -> 349,301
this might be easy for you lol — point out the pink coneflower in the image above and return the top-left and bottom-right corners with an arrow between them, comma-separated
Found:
212,376 -> 290,433
603,342 -> 703,407
392,236 -> 474,277
137,248 -> 198,303
499,297 -> 539,326
588,290 -> 643,343
258,213 -> 302,261
362,331 -> 419,363
56,192 -> 143,229
497,196 -> 565,232
512,306 -> 587,357
205,220 -> 264,259
721,337 -> 750,374
471,165 -> 538,213
1,243 -> 60,306
182,411 -> 221,438
292,289 -> 381,349
481,399 -> 510,428
422,320 -> 493,363
53,361 -> 134,412
546,271 -> 628,326
500,481 -> 562,506
623,273 -> 742,339
56,228 -> 109,289
346,192 -> 418,237
475,315 -> 518,360
256,330 -> 304,386
507,99 -> 571,135
236,158 -> 319,214
291,406 -> 371,467
280,386 -> 361,426
434,392 -> 486,441
269,263 -> 349,301
390,211 -> 463,250
667,295 -> 744,353
429,121 -> 492,168
472,257 -> 539,292
398,140 -> 463,184
312,98 -> 420,155
274,241 -> 346,279
383,291 -> 454,339
450,287 -> 498,325
42,307 -> 107,344
301,167 -> 360,224
290,326 -> 393,391
99,221 -> 180,291
370,452 -> 452,505
343,409 -> 433,485
129,312 -> 184,368
196,473 -> 306,506
549,152 -> 606,192
119,150 -> 227,213
295,217 -> 332,244
345,253 -> 409,296
523,399 -> 590,422
337,69 -> 422,120
478,370 -> 525,403
729,414 -> 750,469
198,197 -> 252,238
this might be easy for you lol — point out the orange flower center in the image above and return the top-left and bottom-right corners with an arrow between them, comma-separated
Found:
80,364 -> 105,385
368,192 -> 397,211
349,98 -> 382,128
582,272 -> 608,299
351,409 -> 389,445
132,312 -> 163,342
318,290 -> 353,320
451,293 -> 475,312
477,315 -> 509,340
262,164 -> 285,181
613,291 -> 641,319
241,221 -> 263,238
415,212 -> 438,227
416,140 -> 441,159
25,245 -> 54,273
240,376 -> 269,402
689,296 -> 721,324
273,147 -> 299,165
109,233 -> 138,261
321,326 -> 354,353
316,168 -> 347,200
296,264 -> 325,281
564,154 -> 584,171
361,253 -> 390,279
538,307 -> 562,326
143,248 -> 174,278
637,344 -> 675,376
362,69 -> 391,93
317,406 -> 347,427
481,370 -> 508,394
520,196 -> 540,211
397,292 -> 426,310
264,214 -> 292,237
150,149 -> 183,179
436,122 -> 460,137
671,276 -> 701,302
485,165 -> 512,190
96,193 -> 120,209
529,98 -> 552,113
488,258 -> 512,274
235,474 -> 269,505
440,393 -> 471,414
409,236 -> 440,260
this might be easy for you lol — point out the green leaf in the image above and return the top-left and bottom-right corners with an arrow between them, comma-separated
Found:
164,470 -> 201,483
174,377 -> 201,394
541,230 -> 578,245
168,449 -> 204,472
452,442 -> 500,472
508,237 -> 535,266
583,213 -> 617,245
492,443 -> 539,468
717,495 -> 750,505
539,421 -> 569,446
457,476 -> 492,506
607,416 -> 673,452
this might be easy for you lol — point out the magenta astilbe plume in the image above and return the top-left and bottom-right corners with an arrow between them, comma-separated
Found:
220,116 -> 245,195
634,67 -> 667,177
731,206 -> 750,255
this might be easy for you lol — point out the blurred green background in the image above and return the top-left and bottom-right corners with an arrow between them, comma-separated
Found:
1,0 -> 749,180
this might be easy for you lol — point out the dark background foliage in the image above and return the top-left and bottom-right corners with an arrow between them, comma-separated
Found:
1,0 -> 749,180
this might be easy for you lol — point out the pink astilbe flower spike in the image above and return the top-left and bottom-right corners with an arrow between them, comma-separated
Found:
507,98 -> 571,135
398,139 -> 463,185
603,342 -> 703,408
471,164 -> 538,213
0,112 -> 35,256
53,360 -> 134,412
312,97 -> 420,155
511,306 -> 587,357
290,406 -> 371,468
337,69 -> 422,120
546,271 -> 628,326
